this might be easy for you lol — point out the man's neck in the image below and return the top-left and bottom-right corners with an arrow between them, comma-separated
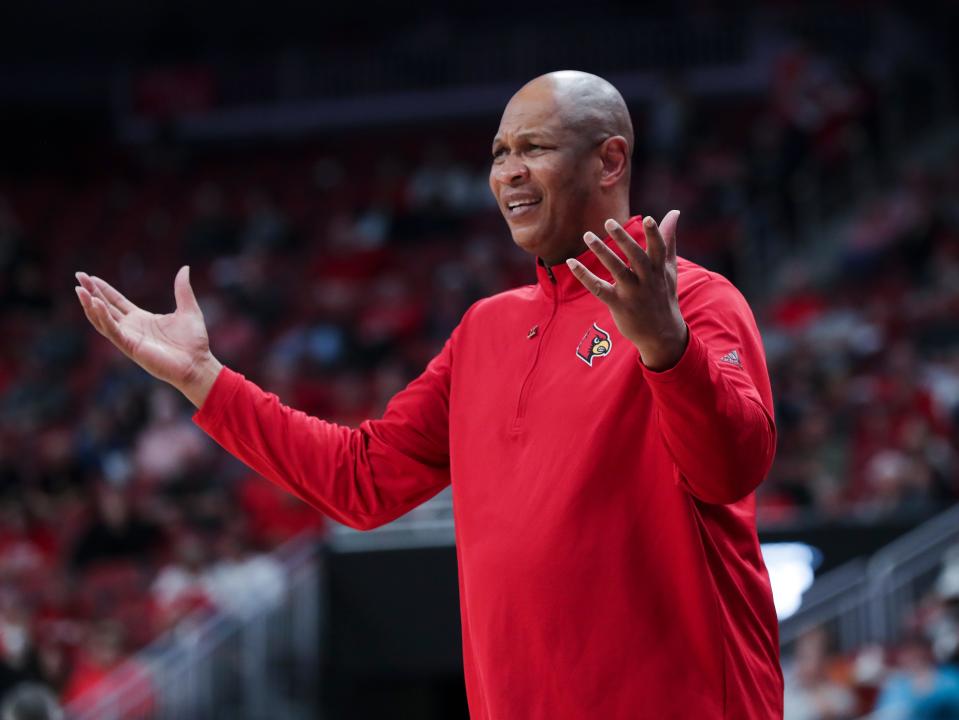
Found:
542,208 -> 632,266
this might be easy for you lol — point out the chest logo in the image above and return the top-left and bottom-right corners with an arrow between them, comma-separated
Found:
576,323 -> 613,366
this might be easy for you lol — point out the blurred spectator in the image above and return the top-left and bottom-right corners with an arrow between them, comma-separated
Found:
70,486 -> 162,572
0,683 -> 63,720
202,525 -> 286,621
62,621 -> 152,717
0,594 -> 43,704
923,546 -> 959,667
647,74 -> 692,167
408,143 -> 482,214
239,190 -> 291,254
186,182 -> 237,260
150,534 -> 216,636
783,627 -> 856,720
132,387 -> 207,485
0,501 -> 55,578
873,635 -> 959,719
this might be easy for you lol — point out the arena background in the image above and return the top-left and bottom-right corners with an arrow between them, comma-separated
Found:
1,1 -> 958,718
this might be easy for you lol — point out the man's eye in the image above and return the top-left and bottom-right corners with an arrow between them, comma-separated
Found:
492,148 -> 507,161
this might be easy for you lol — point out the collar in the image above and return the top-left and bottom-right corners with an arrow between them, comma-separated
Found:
535,214 -> 647,301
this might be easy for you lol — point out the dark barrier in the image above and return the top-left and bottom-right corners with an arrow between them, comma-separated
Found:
760,512 -> 938,574
322,545 -> 467,720
320,511 -> 937,718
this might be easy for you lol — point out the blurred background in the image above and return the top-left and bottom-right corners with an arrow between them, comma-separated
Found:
0,1 -> 957,718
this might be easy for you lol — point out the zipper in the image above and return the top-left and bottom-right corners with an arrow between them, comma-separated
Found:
512,265 -> 559,431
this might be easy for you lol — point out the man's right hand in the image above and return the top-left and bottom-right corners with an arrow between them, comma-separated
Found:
75,266 -> 223,408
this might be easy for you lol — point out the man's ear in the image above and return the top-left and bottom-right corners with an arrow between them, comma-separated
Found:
598,136 -> 629,189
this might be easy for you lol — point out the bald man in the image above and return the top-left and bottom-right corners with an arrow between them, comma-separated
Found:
76,71 -> 783,718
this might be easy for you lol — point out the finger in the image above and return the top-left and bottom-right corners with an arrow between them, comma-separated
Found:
77,283 -> 139,364
76,286 -> 109,335
79,278 -> 124,323
173,266 -> 201,315
659,209 -> 680,264
75,284 -> 92,311
79,289 -> 115,337
583,232 -> 633,284
79,273 -> 138,314
75,272 -> 103,305
566,258 -> 615,303
640,216 -> 668,270
101,298 -> 124,323
604,219 -> 652,278
90,297 -> 133,357
88,295 -> 114,337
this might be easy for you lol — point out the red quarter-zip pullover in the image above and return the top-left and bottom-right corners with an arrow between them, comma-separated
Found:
194,215 -> 783,718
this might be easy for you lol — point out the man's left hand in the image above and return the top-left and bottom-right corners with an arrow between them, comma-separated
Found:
567,211 -> 688,372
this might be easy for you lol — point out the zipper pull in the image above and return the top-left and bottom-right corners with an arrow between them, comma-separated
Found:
538,257 -> 557,283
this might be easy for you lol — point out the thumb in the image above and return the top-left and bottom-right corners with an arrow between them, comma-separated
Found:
174,266 -> 201,314
660,209 -> 680,262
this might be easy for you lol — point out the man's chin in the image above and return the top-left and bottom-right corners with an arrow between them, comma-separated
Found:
509,225 -> 587,266
508,226 -> 545,257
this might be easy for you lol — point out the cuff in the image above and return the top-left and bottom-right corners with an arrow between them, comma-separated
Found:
638,328 -> 709,386
192,366 -> 243,430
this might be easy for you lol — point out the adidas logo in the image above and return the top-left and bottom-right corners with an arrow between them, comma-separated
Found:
719,350 -> 742,367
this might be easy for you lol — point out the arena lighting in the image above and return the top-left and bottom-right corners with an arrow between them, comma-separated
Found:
759,542 -> 822,620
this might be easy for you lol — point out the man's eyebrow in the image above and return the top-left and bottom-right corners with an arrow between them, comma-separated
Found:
491,131 -> 551,149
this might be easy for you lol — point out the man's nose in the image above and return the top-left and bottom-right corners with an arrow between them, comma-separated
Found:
494,156 -> 529,186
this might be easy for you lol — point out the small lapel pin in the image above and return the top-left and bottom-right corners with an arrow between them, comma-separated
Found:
527,325 -> 539,339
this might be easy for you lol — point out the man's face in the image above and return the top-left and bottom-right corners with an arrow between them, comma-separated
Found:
489,84 -> 598,264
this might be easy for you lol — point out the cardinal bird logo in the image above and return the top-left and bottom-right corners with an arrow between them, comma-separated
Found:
576,323 -> 613,366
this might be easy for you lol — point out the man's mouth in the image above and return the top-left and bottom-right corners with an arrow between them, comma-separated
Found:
506,198 -> 542,216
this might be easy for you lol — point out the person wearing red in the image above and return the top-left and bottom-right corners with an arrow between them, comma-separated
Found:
75,71 -> 783,718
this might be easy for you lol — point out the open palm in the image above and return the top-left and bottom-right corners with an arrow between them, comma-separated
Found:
75,267 -> 213,389
567,211 -> 688,371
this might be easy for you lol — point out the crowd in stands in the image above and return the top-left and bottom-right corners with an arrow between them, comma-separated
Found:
760,138 -> 959,524
785,547 -> 959,719
0,11 -> 955,716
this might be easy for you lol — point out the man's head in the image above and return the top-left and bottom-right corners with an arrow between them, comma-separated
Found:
1,683 -> 63,720
489,71 -> 633,265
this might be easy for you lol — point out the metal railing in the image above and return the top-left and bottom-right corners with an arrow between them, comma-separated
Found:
781,503 -> 959,654
779,557 -> 869,655
65,533 -> 323,720
866,503 -> 959,645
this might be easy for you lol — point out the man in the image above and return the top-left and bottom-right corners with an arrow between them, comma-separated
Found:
75,71 -> 783,718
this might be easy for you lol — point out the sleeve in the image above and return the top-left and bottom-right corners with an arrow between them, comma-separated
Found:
641,275 -> 776,505
192,336 -> 454,531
